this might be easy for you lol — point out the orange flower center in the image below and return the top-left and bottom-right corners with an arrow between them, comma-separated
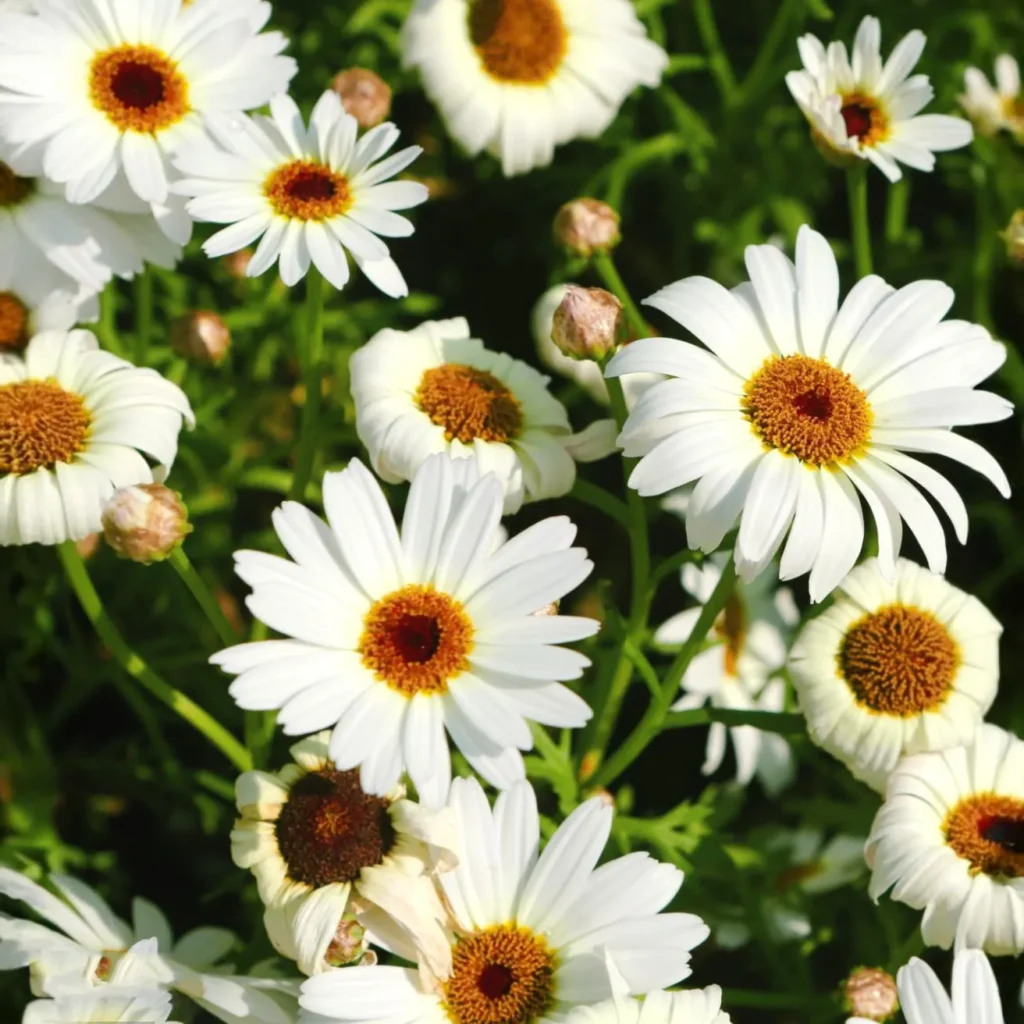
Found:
89,45 -> 190,133
264,160 -> 353,221
417,364 -> 523,444
0,380 -> 92,475
944,793 -> 1024,878
0,162 -> 34,208
0,292 -> 29,351
468,0 -> 568,85
839,92 -> 890,146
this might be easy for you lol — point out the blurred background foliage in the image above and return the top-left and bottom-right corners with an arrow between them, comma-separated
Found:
2,0 -> 1024,1019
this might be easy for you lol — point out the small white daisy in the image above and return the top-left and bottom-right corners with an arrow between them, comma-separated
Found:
566,987 -> 731,1024
23,986 -> 178,1024
898,949 -> 1004,1024
232,731 -> 457,977
300,777 -> 710,1024
174,91 -> 427,295
654,554 -> 797,794
212,452 -> 597,801
401,0 -> 667,177
0,330 -> 193,546
866,722 -> 1024,954
960,55 -> 1023,139
606,224 -> 1013,602
790,556 -> 1001,792
785,16 -> 973,181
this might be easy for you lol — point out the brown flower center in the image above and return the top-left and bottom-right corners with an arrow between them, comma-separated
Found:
360,584 -> 474,696
944,793 -> 1024,878
838,604 -> 959,716
714,592 -> 747,677
0,292 -> 29,351
744,354 -> 872,466
264,160 -> 353,221
0,162 -> 34,208
443,925 -> 556,1024
468,0 -> 568,85
89,45 -> 190,133
274,768 -> 395,889
840,92 -> 890,145
417,364 -> 523,444
0,380 -> 92,475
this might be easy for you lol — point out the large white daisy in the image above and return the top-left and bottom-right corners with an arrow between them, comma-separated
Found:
605,224 -> 1013,602
24,986 -> 177,1024
785,16 -> 973,181
401,0 -> 667,177
567,987 -> 731,1024
174,90 -> 427,295
896,949 -> 1004,1024
790,556 -> 1001,792
866,723 -> 1024,954
211,452 -> 597,802
300,778 -> 710,1024
960,56 -> 1023,140
0,329 -> 193,546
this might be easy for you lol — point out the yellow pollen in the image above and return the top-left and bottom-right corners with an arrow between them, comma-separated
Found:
838,604 -> 959,716
1002,95 -> 1024,132
443,925 -> 556,1024
468,0 -> 568,85
714,593 -> 747,677
360,584 -> 474,697
744,354 -> 872,466
89,44 -> 190,133
0,162 -> 34,208
264,160 -> 353,221
839,92 -> 891,146
944,793 -> 1024,878
0,379 -> 92,475
0,292 -> 29,351
417,364 -> 523,444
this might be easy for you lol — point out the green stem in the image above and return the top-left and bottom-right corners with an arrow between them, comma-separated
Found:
847,164 -> 873,278
57,541 -> 251,772
593,253 -> 647,340
95,285 -> 125,357
736,0 -> 802,108
568,479 -> 630,530
664,707 -> 805,734
168,546 -> 239,648
693,0 -> 738,105
884,177 -> 910,246
289,268 -> 328,501
134,268 -> 153,365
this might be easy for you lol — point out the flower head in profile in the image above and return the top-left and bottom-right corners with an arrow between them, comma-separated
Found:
0,330 -> 193,546
300,778 -> 710,1024
895,949 -> 1004,1024
401,0 -> 667,177
960,55 -> 1023,139
786,16 -> 973,181
23,986 -> 178,1024
212,453 -> 597,801
174,91 -> 427,295
606,225 -> 1012,602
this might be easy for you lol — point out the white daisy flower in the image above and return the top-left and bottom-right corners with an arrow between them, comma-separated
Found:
960,55 -> 1023,139
232,730 -> 457,977
566,987 -> 731,1024
211,453 -> 598,802
401,0 -> 667,177
173,91 -> 427,295
24,986 -> 178,1024
785,15 -> 973,182
299,777 -> 710,1024
0,330 -> 193,546
654,554 -> 797,793
898,949 -> 1004,1024
0,0 -> 297,215
606,224 -> 1013,602
790,556 -> 1001,792
866,722 -> 1024,954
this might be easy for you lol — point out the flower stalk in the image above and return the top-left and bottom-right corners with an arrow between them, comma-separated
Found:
289,267 -> 328,501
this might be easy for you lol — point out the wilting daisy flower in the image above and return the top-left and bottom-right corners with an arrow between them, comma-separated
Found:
566,987 -> 731,1024
174,91 -> 427,295
232,730 -> 457,977
212,453 -> 597,800
790,557 -> 1001,791
866,723 -> 1024,953
897,949 -> 1003,1024
23,986 -> 177,1024
960,56 -> 1023,139
607,225 -> 1012,602
0,330 -> 193,546
785,16 -> 973,181
300,778 -> 710,1024
401,0 -> 667,177
0,0 -> 296,214
654,554 -> 796,793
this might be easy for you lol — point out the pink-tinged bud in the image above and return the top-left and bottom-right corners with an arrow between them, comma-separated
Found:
551,285 -> 626,361
331,68 -> 392,129
170,311 -> 231,366
843,967 -> 899,1022
553,198 -> 621,258
101,484 -> 192,564
75,533 -> 101,561
1003,209 -> 1024,265
222,248 -> 253,279
325,916 -> 369,967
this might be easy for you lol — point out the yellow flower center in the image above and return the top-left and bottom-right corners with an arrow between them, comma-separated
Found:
0,380 -> 92,475
840,92 -> 891,146
0,292 -> 29,351
264,160 -> 353,221
89,44 -> 190,133
0,162 -> 34,208
416,364 -> 523,444
944,793 -> 1024,878
1002,95 -> 1024,131
468,0 -> 568,85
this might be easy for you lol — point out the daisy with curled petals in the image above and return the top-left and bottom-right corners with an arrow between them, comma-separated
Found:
300,777 -> 711,1024
790,557 -> 1001,792
0,330 -> 193,546
960,56 -> 1023,140
606,224 -> 1013,602
866,723 -> 1024,954
174,91 -> 427,295
211,452 -> 597,802
567,988 -> 731,1024
401,0 -> 667,177
785,16 -> 973,181
24,986 -> 178,1024
895,950 -> 1004,1024
232,730 -> 457,977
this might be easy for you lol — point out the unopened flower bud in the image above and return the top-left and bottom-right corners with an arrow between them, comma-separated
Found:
102,484 -> 192,564
170,311 -> 231,366
554,198 -> 621,258
551,285 -> 625,362
1003,209 -> 1024,265
222,248 -> 253,279
331,68 -> 392,129
843,966 -> 899,1023
325,916 -> 368,967
75,532 -> 101,561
